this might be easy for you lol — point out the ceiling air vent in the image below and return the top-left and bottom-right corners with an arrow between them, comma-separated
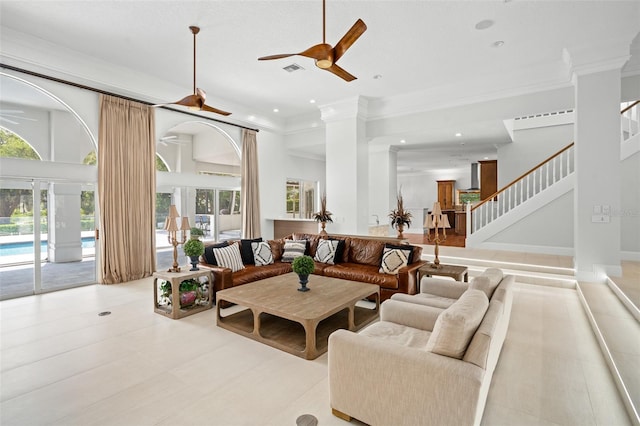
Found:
283,63 -> 305,73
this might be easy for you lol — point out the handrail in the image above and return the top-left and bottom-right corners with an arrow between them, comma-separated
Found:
471,142 -> 574,212
621,100 -> 640,115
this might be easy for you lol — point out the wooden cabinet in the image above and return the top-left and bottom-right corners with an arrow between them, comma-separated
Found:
479,160 -> 497,201
437,180 -> 455,210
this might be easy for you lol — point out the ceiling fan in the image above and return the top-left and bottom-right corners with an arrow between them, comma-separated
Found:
0,110 -> 37,125
154,26 -> 230,116
258,0 -> 367,82
157,135 -> 189,146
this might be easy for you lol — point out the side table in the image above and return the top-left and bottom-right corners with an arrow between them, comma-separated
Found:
417,264 -> 469,292
153,269 -> 213,319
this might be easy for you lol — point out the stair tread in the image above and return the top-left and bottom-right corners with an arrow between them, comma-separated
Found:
579,281 -> 640,421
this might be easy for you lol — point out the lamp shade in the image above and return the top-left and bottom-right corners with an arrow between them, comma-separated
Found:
441,214 -> 451,228
431,202 -> 442,216
168,204 -> 180,218
180,217 -> 191,231
166,218 -> 179,232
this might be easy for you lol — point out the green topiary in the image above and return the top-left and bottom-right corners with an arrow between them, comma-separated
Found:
183,238 -> 205,257
292,255 -> 315,275
190,227 -> 205,237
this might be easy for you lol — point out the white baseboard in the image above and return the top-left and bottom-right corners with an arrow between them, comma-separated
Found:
475,241 -> 574,256
621,251 -> 640,261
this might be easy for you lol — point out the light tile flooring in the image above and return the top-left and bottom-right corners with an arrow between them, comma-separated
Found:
0,252 -> 633,426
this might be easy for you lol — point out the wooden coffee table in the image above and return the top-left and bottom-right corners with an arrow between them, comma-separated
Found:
216,273 -> 379,360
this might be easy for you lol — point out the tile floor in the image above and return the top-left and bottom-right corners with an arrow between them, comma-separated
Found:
0,252 -> 633,426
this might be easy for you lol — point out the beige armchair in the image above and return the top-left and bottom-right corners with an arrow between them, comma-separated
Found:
329,278 -> 513,426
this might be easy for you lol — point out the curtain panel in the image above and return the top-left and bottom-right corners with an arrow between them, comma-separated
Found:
241,129 -> 261,238
98,95 -> 156,284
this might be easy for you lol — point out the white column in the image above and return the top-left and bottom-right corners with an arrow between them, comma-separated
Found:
321,97 -> 369,235
47,182 -> 82,263
369,144 -> 397,235
565,44 -> 629,281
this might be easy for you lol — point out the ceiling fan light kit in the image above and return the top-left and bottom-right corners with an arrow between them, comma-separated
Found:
258,0 -> 367,81
155,26 -> 231,116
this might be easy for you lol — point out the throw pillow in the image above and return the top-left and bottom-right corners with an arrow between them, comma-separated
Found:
329,238 -> 346,263
426,289 -> 489,359
281,240 -> 307,263
203,241 -> 229,265
212,243 -> 245,272
240,238 -> 263,265
251,241 -> 274,266
379,246 -> 412,274
314,239 -> 340,264
384,243 -> 414,264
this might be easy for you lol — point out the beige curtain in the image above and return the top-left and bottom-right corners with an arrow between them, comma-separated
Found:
98,95 -> 156,284
241,129 -> 261,238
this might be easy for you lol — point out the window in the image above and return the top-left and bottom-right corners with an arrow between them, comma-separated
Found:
286,179 -> 317,219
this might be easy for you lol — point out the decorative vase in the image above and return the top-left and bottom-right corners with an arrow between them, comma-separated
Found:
297,274 -> 310,292
319,221 -> 328,237
180,290 -> 197,307
396,223 -> 404,239
189,256 -> 200,271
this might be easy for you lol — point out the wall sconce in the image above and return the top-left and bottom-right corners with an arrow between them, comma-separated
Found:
164,204 -> 190,272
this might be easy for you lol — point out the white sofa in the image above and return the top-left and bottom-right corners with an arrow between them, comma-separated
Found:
328,269 -> 514,426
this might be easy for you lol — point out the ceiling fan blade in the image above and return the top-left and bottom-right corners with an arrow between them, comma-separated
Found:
201,104 -> 231,116
325,63 -> 357,82
333,19 -> 367,63
299,43 -> 334,62
258,53 -> 297,61
0,116 -> 19,125
171,94 -> 202,109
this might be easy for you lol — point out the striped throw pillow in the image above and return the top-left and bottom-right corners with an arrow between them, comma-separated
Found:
212,243 -> 245,272
281,240 -> 307,263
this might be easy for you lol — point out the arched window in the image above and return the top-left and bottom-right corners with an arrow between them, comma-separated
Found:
0,128 -> 41,160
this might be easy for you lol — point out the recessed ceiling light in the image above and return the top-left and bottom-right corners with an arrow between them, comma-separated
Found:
400,139 -> 406,144
373,74 -> 383,80
248,115 -> 255,121
484,157 -> 489,160
309,99 -> 316,104
492,40 -> 505,48
455,132 -> 462,137
475,19 -> 494,30
273,108 -> 279,113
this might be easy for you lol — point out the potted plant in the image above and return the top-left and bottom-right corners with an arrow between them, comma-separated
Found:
183,238 -> 205,271
190,227 -> 204,240
292,255 -> 315,292
313,193 -> 333,237
389,189 -> 412,238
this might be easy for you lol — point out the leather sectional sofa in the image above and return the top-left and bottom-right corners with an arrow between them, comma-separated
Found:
200,233 -> 427,304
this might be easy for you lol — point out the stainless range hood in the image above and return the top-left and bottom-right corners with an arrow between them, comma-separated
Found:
468,162 -> 480,190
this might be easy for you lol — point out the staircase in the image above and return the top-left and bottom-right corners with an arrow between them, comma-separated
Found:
463,100 -> 640,425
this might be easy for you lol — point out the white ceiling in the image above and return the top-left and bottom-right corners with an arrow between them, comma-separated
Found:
1,1 -> 639,170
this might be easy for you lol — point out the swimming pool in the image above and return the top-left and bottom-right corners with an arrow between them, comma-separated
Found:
0,237 -> 95,256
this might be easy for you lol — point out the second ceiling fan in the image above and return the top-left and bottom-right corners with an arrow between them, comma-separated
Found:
156,26 -> 230,116
258,0 -> 367,82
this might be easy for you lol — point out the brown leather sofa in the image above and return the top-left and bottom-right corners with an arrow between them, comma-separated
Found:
201,233 -> 427,305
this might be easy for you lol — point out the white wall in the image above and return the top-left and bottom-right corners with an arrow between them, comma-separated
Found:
257,129 -> 326,239
621,151 -> 640,255
499,120 -> 573,187
486,190 -> 574,250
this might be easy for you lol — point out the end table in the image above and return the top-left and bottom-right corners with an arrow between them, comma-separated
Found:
417,264 -> 469,292
153,269 -> 213,319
